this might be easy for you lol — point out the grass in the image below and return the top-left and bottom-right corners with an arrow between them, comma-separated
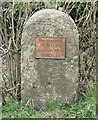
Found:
0,82 -> 97,119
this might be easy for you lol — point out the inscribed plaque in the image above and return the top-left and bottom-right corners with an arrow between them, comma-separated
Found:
35,37 -> 65,59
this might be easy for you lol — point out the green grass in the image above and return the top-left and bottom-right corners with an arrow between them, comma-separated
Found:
1,83 -> 97,118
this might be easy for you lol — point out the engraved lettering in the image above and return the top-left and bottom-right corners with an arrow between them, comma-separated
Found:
35,37 -> 65,59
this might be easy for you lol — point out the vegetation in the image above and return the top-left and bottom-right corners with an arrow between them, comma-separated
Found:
0,1 -> 98,119
1,82 -> 96,118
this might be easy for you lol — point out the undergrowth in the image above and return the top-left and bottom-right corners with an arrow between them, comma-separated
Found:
1,82 -> 97,119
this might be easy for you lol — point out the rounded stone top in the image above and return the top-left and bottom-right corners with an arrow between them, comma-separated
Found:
29,9 -> 66,20
24,9 -> 77,31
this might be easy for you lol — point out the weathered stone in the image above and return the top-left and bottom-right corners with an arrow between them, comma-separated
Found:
0,35 -> 2,118
21,9 -> 79,108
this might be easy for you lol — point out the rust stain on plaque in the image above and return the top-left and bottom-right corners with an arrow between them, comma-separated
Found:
35,37 -> 65,59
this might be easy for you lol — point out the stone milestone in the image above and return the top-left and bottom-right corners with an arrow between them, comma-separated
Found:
21,9 -> 79,108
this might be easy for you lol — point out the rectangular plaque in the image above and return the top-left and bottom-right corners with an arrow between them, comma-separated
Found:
35,37 -> 66,59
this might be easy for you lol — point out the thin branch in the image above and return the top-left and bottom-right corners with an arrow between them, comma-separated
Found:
12,0 -> 18,50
